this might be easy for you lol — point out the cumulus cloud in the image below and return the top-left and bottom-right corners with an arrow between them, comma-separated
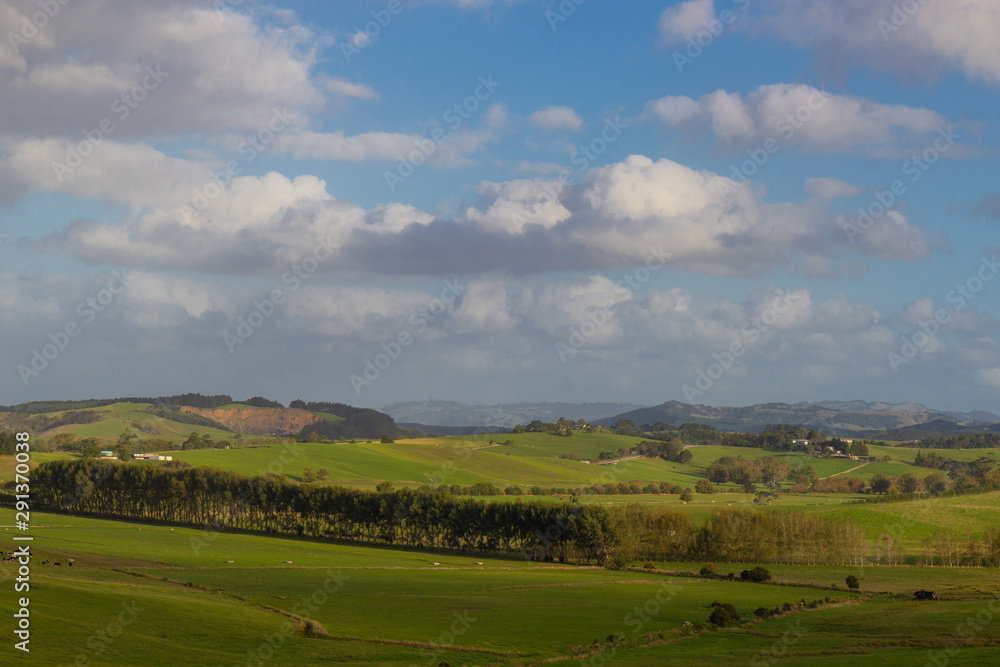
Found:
529,106 -> 585,132
752,0 -> 1000,85
658,0 -> 717,46
649,83 -> 950,153
483,103 -> 509,128
22,141 -> 933,276
0,0 -> 323,139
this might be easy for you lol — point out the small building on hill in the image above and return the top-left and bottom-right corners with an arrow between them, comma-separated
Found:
100,451 -> 117,459
133,453 -> 173,461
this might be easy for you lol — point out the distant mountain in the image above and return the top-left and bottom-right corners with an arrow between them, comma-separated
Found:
807,400 -> 932,414
382,400 -> 645,428
397,423 -> 510,436
595,400 -> 1000,438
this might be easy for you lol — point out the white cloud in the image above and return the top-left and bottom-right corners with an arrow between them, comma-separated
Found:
753,0 -> 1000,85
806,177 -> 862,200
649,83 -> 949,153
483,103 -> 509,128
464,178 -> 571,233
658,0 -> 716,46
453,281 -> 517,333
0,0 -> 323,139
272,128 -> 494,167
529,106 -> 585,132
322,77 -> 378,100
23,143 -> 933,276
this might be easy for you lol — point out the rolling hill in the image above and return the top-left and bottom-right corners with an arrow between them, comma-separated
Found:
595,400 -> 1000,437
382,400 -> 644,428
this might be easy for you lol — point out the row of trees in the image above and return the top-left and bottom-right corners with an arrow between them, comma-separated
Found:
911,433 -> 1000,450
705,456 -> 793,487
31,459 -> 995,567
595,439 -> 693,464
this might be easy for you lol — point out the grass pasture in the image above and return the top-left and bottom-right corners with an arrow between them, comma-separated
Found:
1,512 -> 997,665
39,402 -> 239,444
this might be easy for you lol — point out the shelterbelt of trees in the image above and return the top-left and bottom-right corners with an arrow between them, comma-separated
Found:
25,459 -> 1000,568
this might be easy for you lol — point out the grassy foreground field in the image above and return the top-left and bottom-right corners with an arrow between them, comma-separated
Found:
0,512 -> 997,665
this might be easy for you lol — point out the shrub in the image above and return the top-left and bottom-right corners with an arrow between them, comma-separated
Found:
679,489 -> 693,502
845,575 -> 860,590
695,479 -> 715,494
708,603 -> 740,627
754,607 -> 769,618
741,566 -> 771,582
643,561 -> 655,570
700,565 -> 717,577
782,602 -> 792,611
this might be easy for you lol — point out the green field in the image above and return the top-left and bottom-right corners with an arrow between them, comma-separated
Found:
38,402 -> 239,444
1,512 -> 997,666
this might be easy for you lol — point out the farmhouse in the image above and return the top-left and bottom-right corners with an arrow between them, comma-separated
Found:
100,451 -> 117,459
133,454 -> 173,461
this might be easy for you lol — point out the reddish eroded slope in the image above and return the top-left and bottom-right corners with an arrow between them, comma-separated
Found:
180,406 -> 323,436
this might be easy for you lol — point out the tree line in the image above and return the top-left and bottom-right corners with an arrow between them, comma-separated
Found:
27,459 -> 1000,568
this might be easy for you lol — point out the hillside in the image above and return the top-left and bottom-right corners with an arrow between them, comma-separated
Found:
596,400 -> 999,437
0,395 -> 407,443
180,405 -> 324,436
383,400 -> 645,427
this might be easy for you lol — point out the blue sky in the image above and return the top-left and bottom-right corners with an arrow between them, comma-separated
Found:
1,0 -> 999,412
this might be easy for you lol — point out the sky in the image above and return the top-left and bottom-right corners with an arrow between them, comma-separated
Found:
1,0 -> 999,413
